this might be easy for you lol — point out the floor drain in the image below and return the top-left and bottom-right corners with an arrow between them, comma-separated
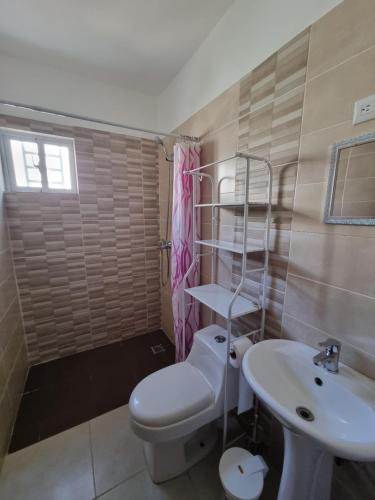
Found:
296,406 -> 314,421
150,344 -> 166,355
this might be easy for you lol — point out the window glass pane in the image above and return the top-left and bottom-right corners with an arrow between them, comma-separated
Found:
44,144 -> 60,156
5,134 -> 75,192
27,168 -> 41,182
46,156 -> 61,170
48,170 -> 63,184
23,141 -> 38,154
25,153 -> 39,167
44,144 -> 71,190
10,139 -> 41,188
61,147 -> 72,190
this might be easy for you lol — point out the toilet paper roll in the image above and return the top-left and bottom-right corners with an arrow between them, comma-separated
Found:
238,366 -> 253,415
228,336 -> 254,415
229,336 -> 253,369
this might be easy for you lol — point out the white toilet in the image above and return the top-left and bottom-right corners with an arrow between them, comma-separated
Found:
129,324 -> 240,483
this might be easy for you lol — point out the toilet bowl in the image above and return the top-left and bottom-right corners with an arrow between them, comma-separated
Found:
219,447 -> 268,500
129,324 -> 239,483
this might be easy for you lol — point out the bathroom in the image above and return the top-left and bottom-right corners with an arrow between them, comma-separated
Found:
0,0 -> 374,498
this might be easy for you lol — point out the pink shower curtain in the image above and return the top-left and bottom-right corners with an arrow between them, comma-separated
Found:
171,142 -> 200,362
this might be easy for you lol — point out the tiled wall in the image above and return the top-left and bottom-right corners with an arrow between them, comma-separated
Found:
161,28 -> 309,340
284,0 -> 375,380
1,115 -> 160,364
233,28 -> 309,338
159,145 -> 175,342
0,160 -> 28,469
159,0 -> 375,496
282,4 -> 375,492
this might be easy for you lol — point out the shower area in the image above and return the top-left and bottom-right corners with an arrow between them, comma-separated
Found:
0,106 -> 197,454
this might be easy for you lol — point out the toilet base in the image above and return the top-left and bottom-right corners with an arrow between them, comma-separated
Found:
144,421 -> 218,483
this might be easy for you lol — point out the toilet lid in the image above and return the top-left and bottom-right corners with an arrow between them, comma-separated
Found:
129,362 -> 214,427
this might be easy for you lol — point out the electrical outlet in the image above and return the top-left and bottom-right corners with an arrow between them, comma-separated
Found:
353,95 -> 375,125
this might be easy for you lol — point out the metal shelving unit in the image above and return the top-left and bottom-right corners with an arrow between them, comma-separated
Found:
185,283 -> 260,319
196,239 -> 264,254
182,151 -> 273,450
195,201 -> 268,208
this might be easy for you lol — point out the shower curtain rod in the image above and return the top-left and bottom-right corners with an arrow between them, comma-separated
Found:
0,100 -> 200,142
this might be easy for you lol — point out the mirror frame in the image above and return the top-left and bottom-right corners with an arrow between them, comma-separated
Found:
324,131 -> 375,226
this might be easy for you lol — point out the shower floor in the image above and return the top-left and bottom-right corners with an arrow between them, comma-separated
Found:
10,330 -> 175,453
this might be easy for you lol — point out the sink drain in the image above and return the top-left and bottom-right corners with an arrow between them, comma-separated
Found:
296,406 -> 314,422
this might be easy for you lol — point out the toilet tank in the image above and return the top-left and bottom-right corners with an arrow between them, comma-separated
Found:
187,325 -> 238,409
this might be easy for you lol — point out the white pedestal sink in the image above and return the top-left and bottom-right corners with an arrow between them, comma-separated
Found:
242,340 -> 375,500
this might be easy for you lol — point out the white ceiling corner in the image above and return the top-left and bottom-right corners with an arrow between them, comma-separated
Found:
0,0 -> 234,96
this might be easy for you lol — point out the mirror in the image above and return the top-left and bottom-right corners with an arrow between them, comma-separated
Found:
324,132 -> 375,225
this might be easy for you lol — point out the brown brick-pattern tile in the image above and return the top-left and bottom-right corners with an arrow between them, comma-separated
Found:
233,28 -> 310,339
5,192 -> 81,224
1,114 -> 160,364
238,28 -> 309,166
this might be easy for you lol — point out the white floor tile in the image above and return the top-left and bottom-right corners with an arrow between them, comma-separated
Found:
98,469 -> 196,500
90,405 -> 146,496
0,423 -> 94,500
188,445 -> 225,500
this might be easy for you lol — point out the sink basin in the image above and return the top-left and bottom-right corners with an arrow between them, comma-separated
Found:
242,339 -> 375,500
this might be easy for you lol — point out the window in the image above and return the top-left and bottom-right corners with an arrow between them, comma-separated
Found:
0,129 -> 77,193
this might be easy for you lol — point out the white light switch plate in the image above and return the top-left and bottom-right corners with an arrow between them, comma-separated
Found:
353,95 -> 375,125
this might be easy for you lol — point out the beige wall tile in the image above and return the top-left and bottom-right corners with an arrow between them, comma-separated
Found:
5,340 -> 28,419
308,0 -> 375,80
289,231 -> 375,297
200,121 -> 239,166
291,182 -> 328,231
292,181 -> 375,237
284,274 -> 375,356
297,120 -> 375,185
0,392 -> 13,471
177,83 -> 240,139
303,46 -> 375,135
282,312 -> 375,380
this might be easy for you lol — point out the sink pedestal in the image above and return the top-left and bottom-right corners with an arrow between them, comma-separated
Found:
278,427 -> 333,500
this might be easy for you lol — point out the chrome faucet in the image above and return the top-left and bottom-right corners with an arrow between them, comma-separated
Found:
313,338 -> 341,373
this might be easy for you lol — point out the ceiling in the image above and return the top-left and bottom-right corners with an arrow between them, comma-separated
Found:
0,0 -> 234,95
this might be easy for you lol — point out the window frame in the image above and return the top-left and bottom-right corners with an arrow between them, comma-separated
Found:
0,128 -> 78,194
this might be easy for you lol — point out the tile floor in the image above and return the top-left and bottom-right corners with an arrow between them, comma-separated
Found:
0,404 -> 280,500
10,330 -> 175,452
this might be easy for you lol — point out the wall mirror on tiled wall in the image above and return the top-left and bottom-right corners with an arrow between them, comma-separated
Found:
324,132 -> 375,225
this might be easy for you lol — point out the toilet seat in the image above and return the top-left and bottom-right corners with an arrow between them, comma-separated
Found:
129,362 -> 214,427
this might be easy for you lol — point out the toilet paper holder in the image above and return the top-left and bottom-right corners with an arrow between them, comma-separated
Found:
229,330 -> 260,359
